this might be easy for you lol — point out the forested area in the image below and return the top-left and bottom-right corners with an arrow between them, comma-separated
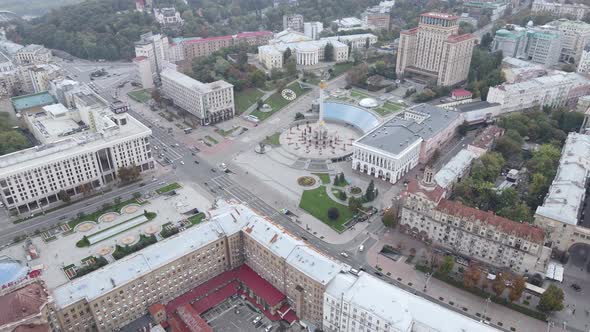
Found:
0,113 -> 30,156
8,0 -> 156,60
451,110 -> 584,223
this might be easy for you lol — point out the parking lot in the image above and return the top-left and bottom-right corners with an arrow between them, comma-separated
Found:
205,297 -> 279,332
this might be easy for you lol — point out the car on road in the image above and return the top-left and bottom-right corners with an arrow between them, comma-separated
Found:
340,252 -> 349,258
194,160 -> 199,164
571,283 -> 582,292
359,245 -> 364,252
211,168 -> 217,173
191,152 -> 196,156
58,216 -> 67,220
375,271 -> 384,277
180,161 -> 185,165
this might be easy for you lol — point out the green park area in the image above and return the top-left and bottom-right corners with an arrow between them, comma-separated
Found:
330,62 -> 354,78
0,113 -> 31,156
188,212 -> 206,226
250,82 -> 309,121
235,88 -> 264,115
156,182 -> 181,194
312,173 -> 331,185
374,102 -> 404,116
262,132 -> 281,146
299,186 -> 354,232
127,89 -> 152,103
68,198 -> 143,229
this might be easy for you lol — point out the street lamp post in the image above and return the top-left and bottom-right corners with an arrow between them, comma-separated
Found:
546,321 -> 554,332
481,297 -> 491,323
424,272 -> 432,292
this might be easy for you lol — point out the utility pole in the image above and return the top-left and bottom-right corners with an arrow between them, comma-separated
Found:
424,272 -> 432,292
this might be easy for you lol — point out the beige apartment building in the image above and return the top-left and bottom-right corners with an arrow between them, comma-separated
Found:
401,176 -> 550,274
396,12 -> 476,87
49,202 -> 347,331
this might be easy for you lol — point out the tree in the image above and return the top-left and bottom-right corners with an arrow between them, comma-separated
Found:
295,112 -> 305,120
364,180 -> 375,201
463,263 -> 481,289
382,207 -> 398,227
327,207 -> 340,220
537,284 -> 564,312
509,275 -> 527,302
57,190 -> 71,203
348,196 -> 363,213
365,37 -> 370,49
437,256 -> 454,277
286,57 -> 297,76
257,99 -> 264,110
324,42 -> 334,61
457,121 -> 469,136
345,63 -> 369,87
352,48 -> 363,65
151,89 -> 161,104
283,47 -> 292,64
492,273 -> 506,297
118,164 -> 141,184
133,192 -> 142,199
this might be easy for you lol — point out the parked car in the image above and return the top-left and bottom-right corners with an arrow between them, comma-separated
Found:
252,316 -> 261,324
340,252 -> 349,258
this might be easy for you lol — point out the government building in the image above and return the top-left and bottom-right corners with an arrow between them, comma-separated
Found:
43,200 -> 497,332
396,12 -> 476,87
0,88 -> 153,216
400,175 -> 551,274
160,63 -> 235,125
352,104 -> 462,184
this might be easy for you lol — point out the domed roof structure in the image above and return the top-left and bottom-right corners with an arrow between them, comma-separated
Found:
0,257 -> 28,286
359,97 -> 379,108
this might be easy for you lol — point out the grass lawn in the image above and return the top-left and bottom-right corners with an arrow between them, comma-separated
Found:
127,89 -> 152,103
299,186 -> 354,232
215,127 -> 240,137
205,135 -> 219,144
374,102 -> 405,116
262,132 -> 281,146
234,88 -> 264,115
188,212 -> 206,226
312,173 -> 331,184
350,89 -> 371,99
250,82 -> 310,121
330,62 -> 354,79
156,182 -> 181,194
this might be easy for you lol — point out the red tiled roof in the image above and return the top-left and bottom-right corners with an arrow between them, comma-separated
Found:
149,303 -> 165,317
405,180 -> 446,203
452,88 -> 472,97
283,310 -> 298,324
192,281 -> 239,314
0,282 -> 48,326
236,31 -> 273,38
13,324 -> 49,332
238,290 -> 282,321
436,199 -> 545,243
238,265 -> 285,306
401,27 -> 419,35
166,269 -> 237,311
447,33 -> 476,43
176,304 -> 213,332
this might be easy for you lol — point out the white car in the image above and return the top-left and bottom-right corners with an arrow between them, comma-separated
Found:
265,325 -> 273,332
340,252 -> 349,258
252,316 -> 261,324
180,160 -> 185,165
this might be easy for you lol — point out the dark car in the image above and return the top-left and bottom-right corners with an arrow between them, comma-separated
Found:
211,168 -> 217,173
571,283 -> 582,292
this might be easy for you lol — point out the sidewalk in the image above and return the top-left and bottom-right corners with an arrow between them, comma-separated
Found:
365,231 -> 550,332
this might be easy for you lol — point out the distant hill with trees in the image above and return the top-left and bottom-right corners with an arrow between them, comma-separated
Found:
8,0 -> 158,60
0,0 -> 84,17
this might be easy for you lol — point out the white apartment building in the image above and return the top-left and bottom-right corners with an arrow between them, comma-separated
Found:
322,34 -> 378,49
283,14 -> 304,32
577,46 -> 590,73
396,13 -> 476,87
21,64 -> 64,94
0,90 -> 153,215
133,56 -> 153,89
487,71 -> 590,112
0,50 -> 18,97
134,32 -> 169,84
532,0 -> 590,20
160,63 -> 234,124
401,177 -> 551,274
548,19 -> 590,64
331,17 -> 366,31
153,7 -> 183,27
535,133 -> 590,251
352,104 -> 462,184
304,22 -> 323,40
13,44 -> 51,66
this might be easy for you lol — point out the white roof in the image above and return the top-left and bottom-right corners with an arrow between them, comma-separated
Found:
535,133 -> 590,225
322,33 -> 378,43
285,246 -> 345,285
434,149 -> 478,188
161,67 -> 232,93
545,261 -> 564,282
326,272 -> 499,332
332,17 -> 364,27
273,29 -> 312,43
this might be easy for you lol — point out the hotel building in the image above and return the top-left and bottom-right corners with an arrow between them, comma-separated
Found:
396,12 -> 476,87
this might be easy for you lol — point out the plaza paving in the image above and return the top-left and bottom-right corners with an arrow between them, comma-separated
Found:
0,185 -> 211,290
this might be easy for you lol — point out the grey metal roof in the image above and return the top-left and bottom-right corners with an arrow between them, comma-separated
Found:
356,104 -> 459,155
455,101 -> 500,112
